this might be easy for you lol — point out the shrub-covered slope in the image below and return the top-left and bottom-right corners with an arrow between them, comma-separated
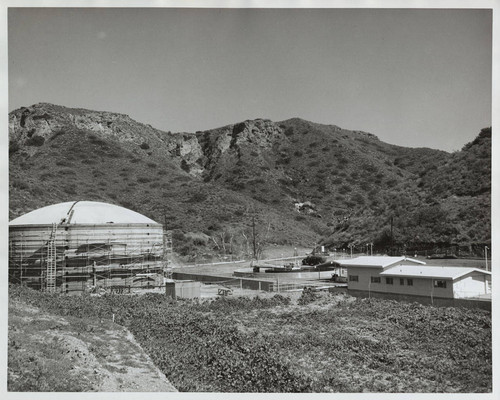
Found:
9,285 -> 492,393
9,103 -> 491,256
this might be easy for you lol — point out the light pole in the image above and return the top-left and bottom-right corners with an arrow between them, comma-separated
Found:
370,242 -> 373,256
485,246 -> 489,271
430,279 -> 434,305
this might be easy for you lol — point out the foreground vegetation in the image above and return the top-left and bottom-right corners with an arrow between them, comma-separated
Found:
9,285 -> 491,392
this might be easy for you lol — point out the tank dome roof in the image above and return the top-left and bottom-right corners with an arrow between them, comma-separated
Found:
9,201 -> 160,226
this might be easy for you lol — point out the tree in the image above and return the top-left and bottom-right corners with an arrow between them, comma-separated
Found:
240,208 -> 271,260
210,230 -> 234,256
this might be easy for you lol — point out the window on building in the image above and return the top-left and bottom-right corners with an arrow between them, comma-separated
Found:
434,280 -> 447,288
407,279 -> 413,286
386,277 -> 393,285
400,278 -> 405,285
349,275 -> 358,282
371,276 -> 381,283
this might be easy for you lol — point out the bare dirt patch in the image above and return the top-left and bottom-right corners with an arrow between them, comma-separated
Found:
8,300 -> 177,392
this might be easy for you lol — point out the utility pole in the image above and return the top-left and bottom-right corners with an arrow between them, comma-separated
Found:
252,215 -> 257,260
162,210 -> 173,281
390,216 -> 394,256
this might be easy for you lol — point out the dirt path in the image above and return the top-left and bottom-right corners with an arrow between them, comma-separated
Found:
8,300 -> 177,392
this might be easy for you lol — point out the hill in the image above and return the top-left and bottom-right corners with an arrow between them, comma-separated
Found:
9,103 -> 491,259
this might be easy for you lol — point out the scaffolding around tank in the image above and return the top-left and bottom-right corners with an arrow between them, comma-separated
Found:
9,202 -> 170,294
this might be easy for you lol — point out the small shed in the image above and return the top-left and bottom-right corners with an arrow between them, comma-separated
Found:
165,279 -> 201,299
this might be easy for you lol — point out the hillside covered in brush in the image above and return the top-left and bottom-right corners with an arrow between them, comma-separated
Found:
9,103 -> 491,258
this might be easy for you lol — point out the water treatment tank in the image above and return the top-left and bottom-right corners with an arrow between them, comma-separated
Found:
9,201 -> 165,293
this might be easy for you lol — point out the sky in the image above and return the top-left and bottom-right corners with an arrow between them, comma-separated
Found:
8,7 -> 492,152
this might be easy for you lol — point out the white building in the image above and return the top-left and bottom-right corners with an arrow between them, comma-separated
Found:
338,256 -> 491,299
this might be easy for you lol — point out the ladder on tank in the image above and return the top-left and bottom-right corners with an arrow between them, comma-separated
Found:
164,231 -> 173,255
46,223 -> 57,293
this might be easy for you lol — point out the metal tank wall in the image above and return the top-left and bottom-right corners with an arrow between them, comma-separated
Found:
9,222 -> 165,294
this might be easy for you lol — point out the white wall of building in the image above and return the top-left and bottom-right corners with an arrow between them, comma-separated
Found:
347,267 -> 454,298
453,273 -> 490,298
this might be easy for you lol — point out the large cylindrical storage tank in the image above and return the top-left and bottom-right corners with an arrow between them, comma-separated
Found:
9,201 -> 165,294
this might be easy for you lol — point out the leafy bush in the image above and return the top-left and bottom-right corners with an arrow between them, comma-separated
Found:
49,130 -> 66,141
56,159 -> 72,167
63,184 -> 77,195
26,135 -> 45,146
301,255 -> 326,266
180,160 -> 190,172
88,135 -> 107,146
29,186 -> 44,196
186,192 -> 208,203
32,113 -> 52,120
297,287 -> 317,305
11,179 -> 29,190
351,193 -> 365,205
40,172 -> 53,180
137,176 -> 152,184
140,142 -> 150,150
171,229 -> 186,241
59,168 -> 76,176
386,178 -> 398,188
338,184 -> 351,194
9,140 -> 20,155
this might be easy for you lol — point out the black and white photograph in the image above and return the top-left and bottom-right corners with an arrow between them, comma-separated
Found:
2,0 -> 497,397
